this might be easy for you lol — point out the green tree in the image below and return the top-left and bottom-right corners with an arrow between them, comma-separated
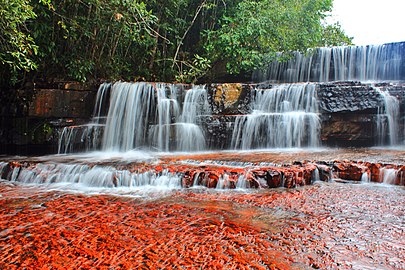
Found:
321,22 -> 353,47
30,0 -> 158,82
1,0 -> 352,84
0,0 -> 38,81
204,0 -> 352,75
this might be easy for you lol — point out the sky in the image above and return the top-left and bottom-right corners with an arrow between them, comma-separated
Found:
328,0 -> 405,45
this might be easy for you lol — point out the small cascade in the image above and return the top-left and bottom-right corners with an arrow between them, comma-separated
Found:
375,88 -> 401,145
231,83 -> 320,149
0,162 -> 8,179
5,162 -> 182,188
312,168 -> 320,182
58,83 -> 111,153
361,172 -> 370,183
235,175 -> 247,189
379,168 -> 398,185
253,43 -> 404,83
216,174 -> 230,189
58,124 -> 104,154
176,85 -> 210,151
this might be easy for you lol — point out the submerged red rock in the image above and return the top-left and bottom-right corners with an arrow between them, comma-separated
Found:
0,149 -> 404,268
0,181 -> 403,269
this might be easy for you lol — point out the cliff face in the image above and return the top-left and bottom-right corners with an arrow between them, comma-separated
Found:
1,81 -> 404,154
0,82 -> 96,154
317,82 -> 405,146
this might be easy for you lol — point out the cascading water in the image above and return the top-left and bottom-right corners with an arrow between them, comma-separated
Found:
253,43 -> 404,83
148,84 -> 180,151
3,162 -> 182,189
58,83 -> 111,153
175,85 -> 210,151
375,88 -> 401,145
147,84 -> 209,151
37,43 -> 405,191
58,82 -> 211,153
361,172 -> 370,183
102,82 -> 156,151
379,168 -> 398,185
231,83 -> 320,149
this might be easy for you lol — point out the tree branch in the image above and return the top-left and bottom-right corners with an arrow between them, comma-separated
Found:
172,0 -> 207,69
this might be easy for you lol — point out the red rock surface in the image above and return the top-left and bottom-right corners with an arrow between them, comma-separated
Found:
0,181 -> 404,269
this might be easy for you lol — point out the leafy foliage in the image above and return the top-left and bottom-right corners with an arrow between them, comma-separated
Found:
30,0 -> 158,82
204,0 -> 352,74
321,22 -> 353,47
175,54 -> 211,83
1,0 -> 352,84
0,0 -> 39,83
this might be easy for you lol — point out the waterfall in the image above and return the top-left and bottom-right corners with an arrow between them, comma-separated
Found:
375,88 -> 400,145
93,82 -> 111,123
231,83 -> 320,149
148,84 -> 210,151
312,168 -> 320,182
59,82 -> 211,153
58,83 -> 111,154
379,168 -> 398,185
149,84 -> 181,151
361,172 -> 370,183
104,82 -> 210,152
102,82 -> 156,151
253,43 -> 404,83
175,85 -> 210,151
58,125 -> 103,153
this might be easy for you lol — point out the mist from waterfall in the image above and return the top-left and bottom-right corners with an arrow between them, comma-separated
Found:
231,83 -> 320,149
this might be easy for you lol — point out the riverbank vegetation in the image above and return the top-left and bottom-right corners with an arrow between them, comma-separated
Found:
1,0 -> 352,87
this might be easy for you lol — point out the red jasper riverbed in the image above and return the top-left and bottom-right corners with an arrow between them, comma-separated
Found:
1,180 -> 404,269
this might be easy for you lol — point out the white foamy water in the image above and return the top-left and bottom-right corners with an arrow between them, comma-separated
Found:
375,87 -> 401,146
231,83 -> 320,149
59,82 -> 211,153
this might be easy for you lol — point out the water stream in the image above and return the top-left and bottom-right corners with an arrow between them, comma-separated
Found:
10,43 -> 405,190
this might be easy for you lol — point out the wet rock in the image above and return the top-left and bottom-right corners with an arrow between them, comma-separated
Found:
266,170 -> 283,188
316,164 -> 332,182
396,166 -> 405,186
333,161 -> 368,181
368,163 -> 383,183
283,171 -> 295,188
26,88 -> 96,118
209,83 -> 251,115
318,83 -> 383,113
